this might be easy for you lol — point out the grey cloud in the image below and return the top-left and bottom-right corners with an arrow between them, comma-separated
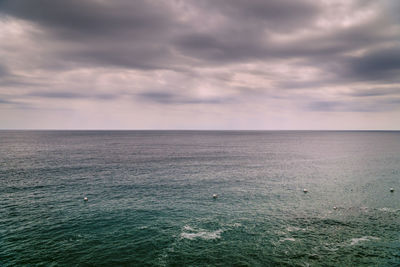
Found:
307,97 -> 400,112
0,0 -> 173,38
1,0 -> 400,125
0,0 -> 180,71
0,66 -> 38,87
138,91 -> 234,105
68,44 -> 177,71
0,98 -> 35,110
0,64 -> 9,77
174,32 -> 267,63
276,80 -> 334,90
27,91 -> 117,100
383,0 -> 400,23
0,74 -> 47,87
0,0 -> 396,77
27,92 -> 83,99
0,0 -> 350,71
308,101 -> 344,112
348,47 -> 400,81
174,9 -> 397,72
0,98 -> 14,104
348,87 -> 400,97
193,0 -> 321,31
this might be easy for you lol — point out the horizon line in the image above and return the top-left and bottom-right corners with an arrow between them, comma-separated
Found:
1,129 -> 399,131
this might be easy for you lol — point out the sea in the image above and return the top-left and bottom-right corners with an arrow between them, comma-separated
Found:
1,130 -> 399,266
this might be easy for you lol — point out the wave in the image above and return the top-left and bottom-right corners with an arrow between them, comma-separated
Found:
349,236 -> 380,246
180,225 -> 223,240
182,225 -> 195,231
378,207 -> 399,213
279,237 -> 296,242
286,226 -> 306,232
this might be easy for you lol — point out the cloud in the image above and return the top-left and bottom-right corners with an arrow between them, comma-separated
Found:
0,64 -> 9,77
307,97 -> 400,112
0,0 -> 395,73
190,0 -> 321,32
0,0 -> 181,71
0,97 -> 35,110
348,87 -> 400,97
0,98 -> 14,104
138,91 -> 234,105
0,0 -> 399,129
0,0 -> 173,38
348,47 -> 400,81
27,91 -> 117,100
0,0 -> 387,71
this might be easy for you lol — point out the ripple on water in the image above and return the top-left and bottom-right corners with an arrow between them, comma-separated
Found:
279,237 -> 296,242
2,131 -> 400,266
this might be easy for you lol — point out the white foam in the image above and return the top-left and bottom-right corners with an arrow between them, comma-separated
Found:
183,225 -> 195,231
180,230 -> 223,240
286,226 -> 306,232
280,237 -> 296,242
180,225 -> 223,240
349,236 -> 380,246
378,207 -> 399,213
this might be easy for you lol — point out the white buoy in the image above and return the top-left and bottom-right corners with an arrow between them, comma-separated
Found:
84,197 -> 88,201
303,189 -> 308,193
213,194 -> 218,199
390,188 -> 394,192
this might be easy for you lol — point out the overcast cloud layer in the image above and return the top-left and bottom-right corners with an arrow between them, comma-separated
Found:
0,0 -> 399,129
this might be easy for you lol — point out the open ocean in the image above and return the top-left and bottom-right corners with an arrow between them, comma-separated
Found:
1,130 -> 399,266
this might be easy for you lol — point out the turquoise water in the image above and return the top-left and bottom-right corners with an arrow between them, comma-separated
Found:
1,131 -> 399,266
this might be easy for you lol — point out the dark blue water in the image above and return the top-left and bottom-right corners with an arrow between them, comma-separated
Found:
1,131 -> 399,266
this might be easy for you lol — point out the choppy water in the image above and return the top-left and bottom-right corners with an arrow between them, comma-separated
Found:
1,131 -> 399,266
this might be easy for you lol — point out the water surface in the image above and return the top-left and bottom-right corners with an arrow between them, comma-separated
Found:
1,131 -> 399,266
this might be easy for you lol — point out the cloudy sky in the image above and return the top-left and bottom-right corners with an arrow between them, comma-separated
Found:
0,0 -> 399,129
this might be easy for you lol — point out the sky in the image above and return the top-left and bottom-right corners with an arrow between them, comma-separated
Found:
0,0 -> 399,130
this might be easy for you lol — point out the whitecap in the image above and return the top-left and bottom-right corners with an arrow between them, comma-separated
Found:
180,230 -> 222,240
349,236 -> 380,246
180,225 -> 223,240
279,237 -> 296,242
286,226 -> 306,232
183,225 -> 195,231
378,207 -> 399,213
225,222 -> 242,228
378,207 -> 391,212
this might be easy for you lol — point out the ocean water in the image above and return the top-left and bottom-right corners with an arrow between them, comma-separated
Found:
1,130 -> 399,266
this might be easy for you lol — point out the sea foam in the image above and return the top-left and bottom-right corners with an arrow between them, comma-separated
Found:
378,207 -> 399,213
180,225 -> 223,240
349,236 -> 380,246
279,237 -> 296,242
